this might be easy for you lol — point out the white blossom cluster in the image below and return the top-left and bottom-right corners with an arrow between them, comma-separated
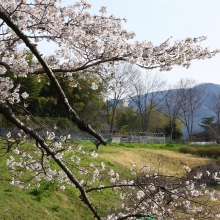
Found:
1,0 -> 219,97
103,164 -> 220,219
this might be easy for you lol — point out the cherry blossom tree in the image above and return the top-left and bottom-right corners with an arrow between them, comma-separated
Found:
1,0 -> 220,219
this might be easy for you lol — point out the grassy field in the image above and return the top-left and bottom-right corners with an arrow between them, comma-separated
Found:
96,142 -> 213,175
0,141 -> 217,219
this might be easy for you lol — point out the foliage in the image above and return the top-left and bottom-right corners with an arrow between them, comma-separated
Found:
178,146 -> 193,154
114,105 -> 171,134
178,145 -> 220,159
115,106 -> 140,132
147,109 -> 168,133
199,116 -> 215,130
164,121 -> 183,139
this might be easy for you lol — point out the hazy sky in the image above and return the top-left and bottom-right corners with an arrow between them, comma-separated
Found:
60,0 -> 220,86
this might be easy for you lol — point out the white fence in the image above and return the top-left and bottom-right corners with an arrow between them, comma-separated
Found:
112,133 -> 165,144
189,141 -> 217,145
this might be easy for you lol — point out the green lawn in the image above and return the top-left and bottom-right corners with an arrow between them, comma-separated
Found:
0,140 -> 216,219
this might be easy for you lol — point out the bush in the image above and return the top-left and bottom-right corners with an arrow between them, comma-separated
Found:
178,146 -> 220,159
29,188 -> 44,201
178,146 -> 194,154
29,180 -> 58,201
194,147 -> 220,159
165,143 -> 174,148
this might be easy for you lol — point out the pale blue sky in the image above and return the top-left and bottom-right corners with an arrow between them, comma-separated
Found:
60,0 -> 220,86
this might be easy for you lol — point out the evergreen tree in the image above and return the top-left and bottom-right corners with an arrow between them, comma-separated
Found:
199,116 -> 215,130
164,122 -> 183,140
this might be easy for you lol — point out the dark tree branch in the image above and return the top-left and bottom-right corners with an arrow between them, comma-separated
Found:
30,56 -> 127,75
0,101 -> 102,220
0,10 -> 106,146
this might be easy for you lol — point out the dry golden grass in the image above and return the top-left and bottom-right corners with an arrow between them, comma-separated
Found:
100,146 -> 220,219
99,148 -> 213,176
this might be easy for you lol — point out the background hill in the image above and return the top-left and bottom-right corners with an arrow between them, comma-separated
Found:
188,83 -> 220,135
126,83 -> 220,138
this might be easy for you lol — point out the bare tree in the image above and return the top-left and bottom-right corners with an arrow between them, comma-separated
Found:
204,92 -> 220,142
160,86 -> 184,140
129,73 -> 166,132
207,92 -> 220,124
105,64 -> 140,134
177,79 -> 207,141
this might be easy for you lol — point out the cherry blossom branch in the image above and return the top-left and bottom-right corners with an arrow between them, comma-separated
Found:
0,61 -> 10,70
31,57 -> 127,75
0,101 -> 102,220
0,9 -> 107,146
117,213 -> 154,220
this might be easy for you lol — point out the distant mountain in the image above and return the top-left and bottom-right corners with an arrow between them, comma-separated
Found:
193,83 -> 220,134
126,83 -> 220,138
202,83 -> 220,94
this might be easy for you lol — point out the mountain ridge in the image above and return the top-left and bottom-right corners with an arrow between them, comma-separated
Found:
127,82 -> 220,137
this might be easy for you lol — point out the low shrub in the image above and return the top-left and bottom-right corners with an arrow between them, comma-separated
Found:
29,180 -> 58,201
51,205 -> 60,212
29,188 -> 44,201
178,146 -> 194,154
179,146 -> 220,159
41,180 -> 58,192
4,188 -> 12,192
194,147 -> 220,159
165,143 -> 174,148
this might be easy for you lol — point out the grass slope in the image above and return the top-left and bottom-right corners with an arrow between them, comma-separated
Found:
0,141 -> 214,219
